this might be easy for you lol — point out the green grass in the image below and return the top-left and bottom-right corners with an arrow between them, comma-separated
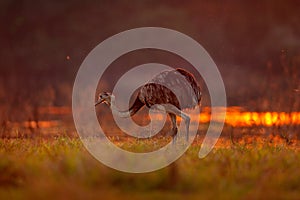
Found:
0,137 -> 299,200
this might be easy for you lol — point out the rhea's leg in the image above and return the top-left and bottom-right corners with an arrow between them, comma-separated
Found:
168,113 -> 178,143
156,104 -> 190,142
167,106 -> 190,142
184,115 -> 190,141
149,118 -> 152,138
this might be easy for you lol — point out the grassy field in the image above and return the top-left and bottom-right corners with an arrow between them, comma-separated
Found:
0,136 -> 299,200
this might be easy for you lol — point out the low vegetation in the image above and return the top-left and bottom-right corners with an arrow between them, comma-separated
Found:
0,136 -> 299,200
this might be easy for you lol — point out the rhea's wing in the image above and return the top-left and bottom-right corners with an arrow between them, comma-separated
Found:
140,69 -> 199,109
139,83 -> 179,108
175,68 -> 201,104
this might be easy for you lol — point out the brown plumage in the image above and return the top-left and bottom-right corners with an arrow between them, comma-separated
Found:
139,68 -> 201,110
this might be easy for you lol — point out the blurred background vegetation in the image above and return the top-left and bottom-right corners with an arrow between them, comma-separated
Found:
0,0 -> 299,124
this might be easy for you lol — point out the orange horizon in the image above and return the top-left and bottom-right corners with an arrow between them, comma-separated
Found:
6,106 -> 300,129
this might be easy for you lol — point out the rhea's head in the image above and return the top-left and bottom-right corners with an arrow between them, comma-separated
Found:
95,92 -> 113,106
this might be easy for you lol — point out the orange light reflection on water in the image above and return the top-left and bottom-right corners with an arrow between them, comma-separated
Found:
6,106 -> 300,129
198,107 -> 300,127
153,106 -> 300,127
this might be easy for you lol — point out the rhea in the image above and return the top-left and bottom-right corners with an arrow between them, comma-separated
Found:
95,68 -> 201,141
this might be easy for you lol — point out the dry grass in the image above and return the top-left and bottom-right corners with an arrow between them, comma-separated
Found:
0,136 -> 299,200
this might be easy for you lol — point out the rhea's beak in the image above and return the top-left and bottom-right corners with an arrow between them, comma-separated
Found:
95,98 -> 104,106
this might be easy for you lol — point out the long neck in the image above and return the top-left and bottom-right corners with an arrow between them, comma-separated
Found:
110,98 -> 131,118
110,95 -> 144,118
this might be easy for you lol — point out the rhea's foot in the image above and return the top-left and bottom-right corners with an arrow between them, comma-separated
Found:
166,127 -> 178,137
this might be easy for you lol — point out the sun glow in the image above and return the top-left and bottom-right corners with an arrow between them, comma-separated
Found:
198,107 -> 300,127
4,106 -> 300,130
149,106 -> 300,127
